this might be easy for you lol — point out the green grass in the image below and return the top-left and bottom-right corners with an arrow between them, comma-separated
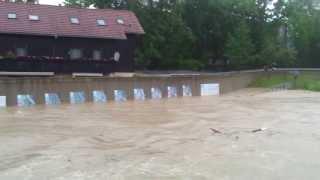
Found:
251,72 -> 320,92
251,74 -> 294,88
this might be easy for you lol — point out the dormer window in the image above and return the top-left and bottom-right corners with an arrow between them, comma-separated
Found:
8,13 -> 17,19
97,19 -> 106,26
116,17 -> 124,25
70,17 -> 79,24
29,15 -> 39,21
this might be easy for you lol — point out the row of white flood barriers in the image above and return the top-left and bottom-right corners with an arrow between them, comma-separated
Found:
0,84 -> 220,107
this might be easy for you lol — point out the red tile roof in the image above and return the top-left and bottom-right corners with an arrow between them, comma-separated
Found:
0,1 -> 144,40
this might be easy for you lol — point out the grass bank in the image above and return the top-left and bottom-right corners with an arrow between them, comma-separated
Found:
251,72 -> 320,91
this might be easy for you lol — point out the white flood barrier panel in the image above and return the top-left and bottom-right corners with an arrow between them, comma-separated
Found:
182,85 -> 192,97
17,94 -> 36,107
168,86 -> 178,98
201,83 -> 220,96
134,88 -> 145,101
151,87 -> 162,100
45,93 -> 61,105
93,90 -> 107,103
70,91 -> 86,104
0,96 -> 6,107
114,90 -> 127,102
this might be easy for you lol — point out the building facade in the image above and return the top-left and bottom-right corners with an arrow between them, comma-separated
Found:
0,2 -> 144,73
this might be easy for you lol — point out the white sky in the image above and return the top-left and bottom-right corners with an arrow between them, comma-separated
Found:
39,0 -> 64,5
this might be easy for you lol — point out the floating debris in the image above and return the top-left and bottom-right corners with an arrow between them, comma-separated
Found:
252,128 -> 268,133
210,128 -> 222,134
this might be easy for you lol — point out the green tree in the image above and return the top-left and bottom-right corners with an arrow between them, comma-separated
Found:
64,0 -> 92,7
225,21 -> 256,69
286,0 -> 320,67
135,6 -> 197,70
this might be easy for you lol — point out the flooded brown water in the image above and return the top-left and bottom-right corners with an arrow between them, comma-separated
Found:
1,88 -> 320,180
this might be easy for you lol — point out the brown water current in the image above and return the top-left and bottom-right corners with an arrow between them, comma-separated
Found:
0,88 -> 320,180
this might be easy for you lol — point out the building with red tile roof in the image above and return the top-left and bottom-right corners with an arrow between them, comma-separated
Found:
0,1 -> 144,74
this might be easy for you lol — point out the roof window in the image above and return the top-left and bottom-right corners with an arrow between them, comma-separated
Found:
97,19 -> 106,26
7,13 -> 17,19
116,17 -> 124,25
29,15 -> 39,21
70,17 -> 80,24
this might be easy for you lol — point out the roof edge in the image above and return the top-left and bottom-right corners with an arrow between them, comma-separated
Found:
0,31 -> 128,40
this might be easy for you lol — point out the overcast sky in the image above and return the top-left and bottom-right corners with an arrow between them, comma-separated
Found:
39,0 -> 64,5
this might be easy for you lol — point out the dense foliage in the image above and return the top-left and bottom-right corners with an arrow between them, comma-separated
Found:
63,0 -> 320,70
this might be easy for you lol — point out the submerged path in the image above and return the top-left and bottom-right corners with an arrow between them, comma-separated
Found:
0,88 -> 320,180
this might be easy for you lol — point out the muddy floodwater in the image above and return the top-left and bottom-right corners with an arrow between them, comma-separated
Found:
1,88 -> 320,180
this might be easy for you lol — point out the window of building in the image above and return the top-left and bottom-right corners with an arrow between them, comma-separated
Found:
44,93 -> 61,105
92,90 -> 107,103
70,17 -> 80,24
116,17 -> 124,25
17,94 -> 36,107
114,90 -> 127,102
93,50 -> 102,60
69,49 -> 82,60
70,91 -> 86,104
29,15 -> 39,21
114,51 -> 120,62
97,19 -> 106,26
16,48 -> 27,57
0,96 -> 6,107
7,13 -> 17,19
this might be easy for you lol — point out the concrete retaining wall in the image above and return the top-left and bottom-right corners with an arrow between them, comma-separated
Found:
0,70 -> 266,106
